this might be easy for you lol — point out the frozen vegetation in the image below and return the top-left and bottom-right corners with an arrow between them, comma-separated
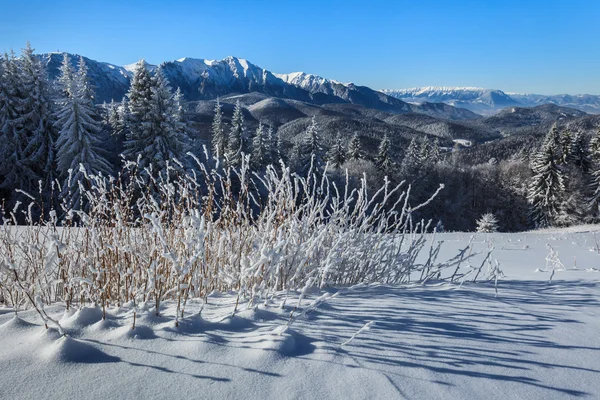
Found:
1,155 -> 600,399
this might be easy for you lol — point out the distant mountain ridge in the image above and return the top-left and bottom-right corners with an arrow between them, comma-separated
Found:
382,86 -> 600,115
39,53 -> 478,121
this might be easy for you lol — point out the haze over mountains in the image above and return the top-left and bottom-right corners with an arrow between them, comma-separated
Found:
382,87 -> 600,115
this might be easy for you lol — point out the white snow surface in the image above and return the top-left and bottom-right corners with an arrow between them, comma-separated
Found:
2,228 -> 600,399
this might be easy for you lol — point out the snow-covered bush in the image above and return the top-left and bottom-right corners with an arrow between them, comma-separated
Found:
0,153 -> 480,326
476,213 -> 499,233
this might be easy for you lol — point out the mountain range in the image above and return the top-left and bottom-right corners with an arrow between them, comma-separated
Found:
381,87 -> 600,115
38,52 -> 600,166
41,53 -> 479,121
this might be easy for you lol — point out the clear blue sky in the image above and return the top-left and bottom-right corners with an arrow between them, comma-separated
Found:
1,0 -> 599,94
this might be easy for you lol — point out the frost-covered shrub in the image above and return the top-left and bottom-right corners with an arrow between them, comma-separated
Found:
0,153 -> 478,324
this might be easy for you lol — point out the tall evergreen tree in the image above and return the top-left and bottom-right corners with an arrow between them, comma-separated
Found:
376,134 -> 393,174
327,131 -> 346,168
267,124 -> 280,166
55,56 -> 112,209
430,138 -> 441,163
294,116 -> 323,175
419,137 -> 430,163
107,99 -> 124,138
57,53 -> 74,98
570,130 -> 591,173
172,87 -> 189,163
347,133 -> 362,161
588,129 -> 600,219
401,137 -> 420,175
251,122 -> 268,169
16,42 -> 57,196
226,100 -> 244,167
124,63 -> 187,178
559,128 -> 574,164
528,128 -> 566,227
0,53 -> 21,194
211,98 -> 226,159
123,59 -> 153,164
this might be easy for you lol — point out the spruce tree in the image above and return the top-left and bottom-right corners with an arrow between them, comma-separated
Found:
226,100 -> 244,167
327,131 -> 346,168
267,124 -> 280,166
172,87 -> 189,164
588,129 -> 600,218
347,133 -> 362,161
401,137 -> 420,175
528,128 -> 565,227
251,122 -> 267,169
17,42 -> 57,196
123,59 -> 153,164
571,130 -> 591,173
419,137 -> 430,163
476,213 -> 499,233
0,52 -> 22,194
295,116 -> 323,175
55,56 -> 112,209
376,134 -> 393,174
211,98 -> 227,159
148,67 -> 188,176
124,63 -> 187,179
57,53 -> 74,98
559,128 -> 574,164
430,138 -> 441,163
107,99 -> 124,138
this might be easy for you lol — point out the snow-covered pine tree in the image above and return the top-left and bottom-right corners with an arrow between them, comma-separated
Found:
570,130 -> 591,173
55,56 -> 112,209
211,98 -> 227,159
419,137 -> 430,163
147,67 -> 188,177
528,127 -> 565,227
16,42 -> 57,196
0,53 -> 20,195
226,100 -> 244,167
107,99 -> 124,138
123,59 -> 154,164
588,129 -> 600,219
559,128 -> 574,164
267,123 -> 280,166
124,63 -> 188,180
0,51 -> 28,197
295,116 -> 323,175
401,137 -> 420,175
376,134 -> 393,174
327,131 -> 346,168
251,122 -> 267,169
347,133 -> 362,161
172,87 -> 190,165
430,137 -> 441,163
476,212 -> 499,233
57,53 -> 74,98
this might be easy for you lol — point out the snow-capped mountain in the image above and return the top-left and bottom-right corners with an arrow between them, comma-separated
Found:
382,86 -> 600,115
507,93 -> 600,115
41,53 -> 481,119
382,87 -> 520,115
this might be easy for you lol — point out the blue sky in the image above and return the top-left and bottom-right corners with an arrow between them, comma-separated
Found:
1,0 -> 598,94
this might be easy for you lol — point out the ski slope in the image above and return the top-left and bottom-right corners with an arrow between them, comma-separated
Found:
1,228 -> 599,399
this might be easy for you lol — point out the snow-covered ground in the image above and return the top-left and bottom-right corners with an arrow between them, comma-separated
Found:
1,228 -> 599,399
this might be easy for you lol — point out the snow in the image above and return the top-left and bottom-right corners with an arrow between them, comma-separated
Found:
1,228 -> 600,399
453,139 -> 473,147
383,86 -> 489,96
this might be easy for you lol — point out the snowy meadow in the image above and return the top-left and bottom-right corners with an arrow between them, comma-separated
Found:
1,158 -> 599,399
